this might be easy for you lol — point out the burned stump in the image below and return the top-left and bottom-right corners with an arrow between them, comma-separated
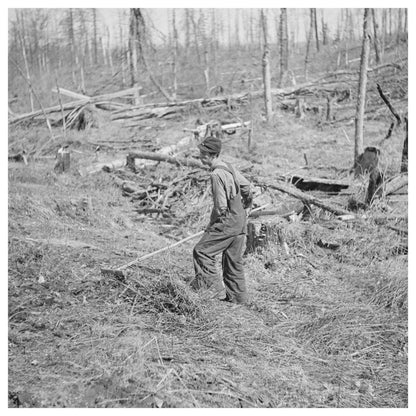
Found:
246,216 -> 289,255
354,147 -> 384,206
54,150 -> 70,173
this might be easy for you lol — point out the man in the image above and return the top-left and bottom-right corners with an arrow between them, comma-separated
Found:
192,125 -> 253,305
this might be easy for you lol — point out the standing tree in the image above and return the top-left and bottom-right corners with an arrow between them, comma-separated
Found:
321,9 -> 328,45
381,8 -> 387,59
278,8 -> 289,87
184,9 -> 191,62
128,8 -> 139,86
210,9 -> 218,81
199,10 -> 210,94
371,9 -> 381,64
67,9 -> 78,84
15,10 -> 34,112
171,9 -> 179,100
261,9 -> 272,123
131,8 -> 173,102
304,9 -> 314,80
313,8 -> 320,52
401,117 -> 408,173
397,8 -> 402,45
354,8 -> 371,169
92,9 -> 98,65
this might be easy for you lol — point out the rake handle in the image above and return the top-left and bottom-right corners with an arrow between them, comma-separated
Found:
117,230 -> 204,271
114,205 -> 267,271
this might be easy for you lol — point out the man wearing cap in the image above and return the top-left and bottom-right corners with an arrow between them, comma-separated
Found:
192,126 -> 253,305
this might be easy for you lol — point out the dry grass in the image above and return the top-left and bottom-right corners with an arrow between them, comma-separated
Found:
8,85 -> 407,408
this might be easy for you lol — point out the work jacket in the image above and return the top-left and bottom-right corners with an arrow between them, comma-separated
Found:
208,158 -> 252,236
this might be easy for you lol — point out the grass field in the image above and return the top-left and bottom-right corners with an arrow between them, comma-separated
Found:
8,97 -> 408,407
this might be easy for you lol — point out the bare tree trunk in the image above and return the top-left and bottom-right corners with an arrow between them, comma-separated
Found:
401,116 -> 408,173
184,9 -> 191,61
199,10 -> 210,94
372,9 -> 381,64
171,9 -> 178,101
304,9 -> 314,80
249,9 -> 255,49
381,8 -> 387,60
397,8 -> 402,45
68,9 -> 78,85
313,8 -> 320,52
101,36 -> 108,66
279,8 -> 289,87
228,9 -> 232,51
389,8 -> 392,37
321,9 -> 328,45
15,10 -> 34,112
55,74 -> 66,138
235,9 -> 240,48
404,8 -> 408,34
133,9 -> 173,102
92,8 -> 98,64
128,8 -> 139,86
190,10 -> 201,64
118,10 -> 126,87
210,9 -> 217,80
354,8 -> 371,169
261,10 -> 272,123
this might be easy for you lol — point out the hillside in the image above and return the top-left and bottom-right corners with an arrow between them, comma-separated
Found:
8,17 -> 408,408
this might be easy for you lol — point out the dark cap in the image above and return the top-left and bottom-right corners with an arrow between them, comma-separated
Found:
197,136 -> 222,155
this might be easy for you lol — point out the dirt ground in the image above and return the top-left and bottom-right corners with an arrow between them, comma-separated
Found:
7,100 -> 408,408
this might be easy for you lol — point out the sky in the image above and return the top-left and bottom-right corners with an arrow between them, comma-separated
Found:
98,8 -> 353,47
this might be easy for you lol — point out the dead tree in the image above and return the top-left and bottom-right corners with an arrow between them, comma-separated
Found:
354,8 -> 371,170
261,10 -> 272,122
321,9 -> 328,45
199,10 -> 210,94
171,9 -> 179,101
371,9 -> 381,64
304,9 -> 314,80
210,9 -> 218,80
278,8 -> 289,87
184,9 -> 191,61
15,10 -> 34,112
190,10 -> 201,64
133,9 -> 173,102
396,9 -> 402,46
313,8 -> 320,52
401,117 -> 408,173
381,8 -> 387,60
128,8 -> 139,86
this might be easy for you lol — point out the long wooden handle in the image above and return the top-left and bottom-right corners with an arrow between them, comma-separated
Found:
117,230 -> 204,271
116,205 -> 268,271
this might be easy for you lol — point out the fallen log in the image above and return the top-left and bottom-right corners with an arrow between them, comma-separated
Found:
8,152 -> 28,165
52,86 -> 142,102
110,151 -> 354,217
376,83 -> 402,124
256,177 -> 353,216
289,175 -> 350,193
10,88 -> 133,125
384,174 -> 408,196
183,121 -> 251,136
127,151 -> 205,170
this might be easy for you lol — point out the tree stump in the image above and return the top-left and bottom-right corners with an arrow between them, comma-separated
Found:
246,216 -> 289,255
54,150 -> 70,173
354,147 -> 384,205
355,146 -> 380,176
295,98 -> 305,119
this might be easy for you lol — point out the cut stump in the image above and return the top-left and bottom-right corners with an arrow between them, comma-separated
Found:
246,216 -> 289,255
